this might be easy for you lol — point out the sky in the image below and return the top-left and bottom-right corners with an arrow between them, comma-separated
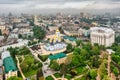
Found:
0,0 -> 120,15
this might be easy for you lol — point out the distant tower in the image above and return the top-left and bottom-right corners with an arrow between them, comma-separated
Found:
8,12 -> 12,18
34,15 -> 39,25
34,16 -> 37,23
80,12 -> 84,18
8,12 -> 13,23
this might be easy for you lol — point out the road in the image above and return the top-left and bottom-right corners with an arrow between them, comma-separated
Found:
15,55 -> 26,80
71,74 -> 83,80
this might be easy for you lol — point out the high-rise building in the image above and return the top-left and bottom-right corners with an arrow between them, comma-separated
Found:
90,27 -> 115,47
34,15 -> 40,26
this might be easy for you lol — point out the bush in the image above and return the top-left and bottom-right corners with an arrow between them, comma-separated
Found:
38,55 -> 48,62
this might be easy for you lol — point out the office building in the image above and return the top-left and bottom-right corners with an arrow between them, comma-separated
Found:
90,27 -> 115,47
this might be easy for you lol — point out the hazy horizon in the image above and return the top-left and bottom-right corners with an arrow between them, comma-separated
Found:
0,0 -> 120,15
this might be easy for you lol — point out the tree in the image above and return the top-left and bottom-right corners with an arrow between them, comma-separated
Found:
76,40 -> 81,46
111,54 -> 120,64
91,55 -> 100,68
102,75 -> 111,80
73,47 -> 81,55
7,76 -> 22,80
18,46 -> 31,55
66,43 -> 73,53
71,55 -> 80,66
49,60 -> 60,71
100,45 -> 106,51
71,55 -> 85,66
46,76 -> 54,80
18,34 -> 22,39
60,64 -> 67,79
82,42 -> 92,51
33,26 -> 45,40
0,29 -> 2,35
115,35 -> 120,43
91,45 -> 100,55
80,49 -> 88,57
37,69 -> 43,80
89,69 -> 97,79
98,61 -> 107,79
113,67 -> 119,76
7,47 -> 18,59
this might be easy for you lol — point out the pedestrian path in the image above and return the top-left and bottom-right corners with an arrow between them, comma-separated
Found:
16,55 -> 26,80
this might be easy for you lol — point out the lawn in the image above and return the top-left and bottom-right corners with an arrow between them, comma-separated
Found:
71,66 -> 87,75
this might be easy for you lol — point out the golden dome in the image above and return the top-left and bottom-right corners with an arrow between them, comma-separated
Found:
56,29 -> 60,32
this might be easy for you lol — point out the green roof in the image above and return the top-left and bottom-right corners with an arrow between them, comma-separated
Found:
63,36 -> 76,42
49,53 -> 66,60
3,57 -> 17,73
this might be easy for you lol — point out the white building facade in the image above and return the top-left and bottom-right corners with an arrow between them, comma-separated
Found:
90,27 -> 115,47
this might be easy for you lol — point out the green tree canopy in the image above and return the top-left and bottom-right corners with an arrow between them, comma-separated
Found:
98,61 -> 107,79
60,64 -> 67,76
115,35 -> 120,43
66,43 -> 73,53
80,49 -> 88,56
18,34 -> 22,39
113,67 -> 119,76
89,69 -> 97,79
91,45 -> 100,55
71,55 -> 85,66
49,60 -> 60,71
71,55 -> 80,66
76,40 -> 82,46
33,26 -> 45,40
73,47 -> 81,55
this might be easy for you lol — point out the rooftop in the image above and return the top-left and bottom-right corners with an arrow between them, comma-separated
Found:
3,57 -> 17,73
90,27 -> 114,33
0,36 -> 4,40
49,53 -> 66,60
1,51 -> 10,60
30,44 -> 41,51
63,36 -> 76,42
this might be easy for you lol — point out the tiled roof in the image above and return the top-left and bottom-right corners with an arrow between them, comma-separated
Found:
3,57 -> 17,73
49,53 -> 66,60
63,36 -> 76,41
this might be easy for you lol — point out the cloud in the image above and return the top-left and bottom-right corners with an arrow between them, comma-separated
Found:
0,0 -> 119,13
33,1 -> 95,9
